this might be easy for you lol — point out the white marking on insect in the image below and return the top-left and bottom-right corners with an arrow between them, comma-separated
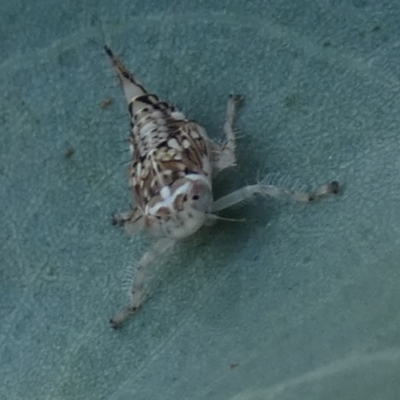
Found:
167,138 -> 181,151
160,186 -> 171,199
147,181 -> 192,215
104,45 -> 340,329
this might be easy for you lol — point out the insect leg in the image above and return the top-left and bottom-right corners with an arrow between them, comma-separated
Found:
110,237 -> 175,329
211,95 -> 243,174
212,181 -> 340,212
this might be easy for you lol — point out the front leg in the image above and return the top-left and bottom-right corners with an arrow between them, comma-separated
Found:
112,210 -> 135,227
212,180 -> 340,212
211,94 -> 243,174
112,206 -> 144,236
110,237 -> 176,329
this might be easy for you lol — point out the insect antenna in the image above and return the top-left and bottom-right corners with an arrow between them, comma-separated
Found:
207,214 -> 246,222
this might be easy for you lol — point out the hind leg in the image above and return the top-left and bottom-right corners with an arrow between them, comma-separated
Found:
212,180 -> 340,212
110,237 -> 175,329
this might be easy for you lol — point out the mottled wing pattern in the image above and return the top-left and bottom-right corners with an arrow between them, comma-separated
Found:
127,95 -> 212,211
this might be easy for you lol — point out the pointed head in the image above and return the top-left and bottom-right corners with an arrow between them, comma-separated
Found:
143,176 -> 213,240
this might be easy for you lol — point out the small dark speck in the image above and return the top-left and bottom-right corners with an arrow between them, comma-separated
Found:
371,25 -> 381,32
230,363 -> 239,370
329,181 -> 340,195
322,40 -> 331,47
64,148 -> 74,158
284,94 -> 300,108
100,98 -> 113,109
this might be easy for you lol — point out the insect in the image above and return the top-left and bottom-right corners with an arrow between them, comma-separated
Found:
105,46 -> 340,329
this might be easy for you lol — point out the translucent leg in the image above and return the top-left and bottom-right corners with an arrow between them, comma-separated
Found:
212,181 -> 340,212
211,95 -> 243,174
110,237 -> 176,329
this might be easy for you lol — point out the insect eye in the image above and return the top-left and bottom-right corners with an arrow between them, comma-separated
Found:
183,195 -> 188,202
192,195 -> 199,200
